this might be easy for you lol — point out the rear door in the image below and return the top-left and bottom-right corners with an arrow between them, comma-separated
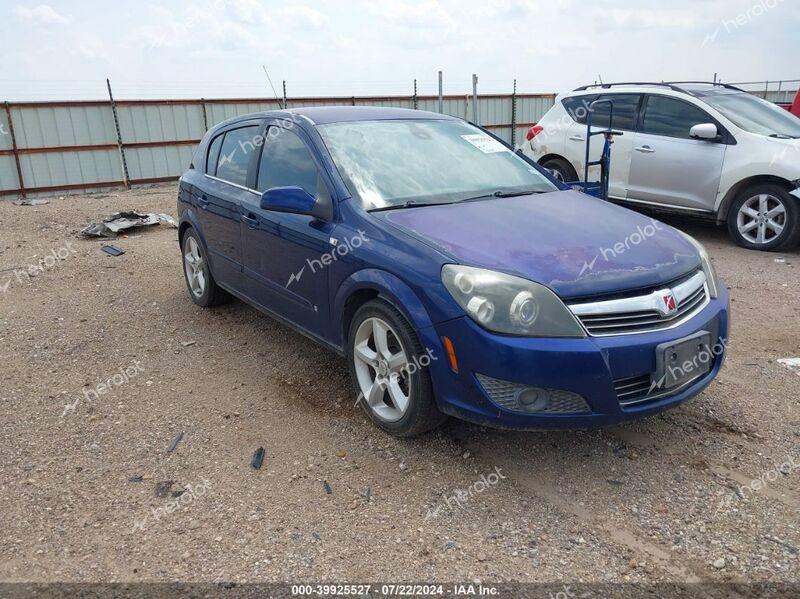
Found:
562,93 -> 641,199
627,95 -> 727,211
239,122 -> 337,336
198,122 -> 261,287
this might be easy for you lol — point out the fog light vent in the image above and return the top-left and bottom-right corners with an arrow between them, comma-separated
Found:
476,374 -> 590,414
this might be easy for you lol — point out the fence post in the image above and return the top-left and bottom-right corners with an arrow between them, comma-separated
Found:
200,98 -> 208,132
438,71 -> 443,114
413,79 -> 418,110
472,74 -> 479,124
4,101 -> 26,200
511,79 -> 517,147
283,80 -> 288,109
106,78 -> 130,189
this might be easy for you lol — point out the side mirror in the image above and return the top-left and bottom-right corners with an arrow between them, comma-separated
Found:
690,123 -> 719,141
260,186 -> 330,220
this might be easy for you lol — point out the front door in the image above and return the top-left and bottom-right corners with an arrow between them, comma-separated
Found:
627,95 -> 727,211
239,123 -> 337,336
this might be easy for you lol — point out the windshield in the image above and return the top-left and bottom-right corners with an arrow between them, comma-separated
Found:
317,119 -> 557,210
699,91 -> 800,138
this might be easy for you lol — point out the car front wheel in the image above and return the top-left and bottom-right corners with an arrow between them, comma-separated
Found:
347,299 -> 446,437
727,184 -> 800,251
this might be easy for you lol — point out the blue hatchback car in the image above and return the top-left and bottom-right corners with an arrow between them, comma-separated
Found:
178,107 -> 729,436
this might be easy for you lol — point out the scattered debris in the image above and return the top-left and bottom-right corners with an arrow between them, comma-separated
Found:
166,432 -> 184,453
128,475 -> 143,483
774,258 -> 786,263
335,449 -> 347,458
607,479 -> 625,486
101,245 -> 125,257
180,341 -> 197,347
13,198 -> 50,206
323,480 -> 333,495
712,558 -> 726,569
251,447 -> 265,470
155,480 -> 174,498
778,358 -> 800,377
80,211 -> 178,238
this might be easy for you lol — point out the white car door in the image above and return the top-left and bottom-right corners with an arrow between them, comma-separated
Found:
562,93 -> 639,199
627,95 -> 727,211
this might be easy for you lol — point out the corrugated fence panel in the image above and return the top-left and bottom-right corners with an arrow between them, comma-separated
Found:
20,149 -> 120,189
118,104 -> 205,143
126,145 -> 195,180
0,155 -> 19,191
14,105 -> 117,149
0,109 -> 12,152
517,96 -> 557,125
0,93 -> 562,198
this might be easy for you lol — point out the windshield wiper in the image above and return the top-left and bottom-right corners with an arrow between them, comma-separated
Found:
769,134 -> 798,139
458,189 -> 548,203
368,200 -> 453,213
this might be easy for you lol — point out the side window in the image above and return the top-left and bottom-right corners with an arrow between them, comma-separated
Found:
641,96 -> 712,139
215,126 -> 259,186
562,95 -> 598,125
206,133 -> 223,175
591,94 -> 641,131
257,127 -> 321,198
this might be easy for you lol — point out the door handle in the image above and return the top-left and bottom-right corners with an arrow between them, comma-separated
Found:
241,213 -> 258,229
635,146 -> 655,154
569,135 -> 585,141
198,195 -> 209,209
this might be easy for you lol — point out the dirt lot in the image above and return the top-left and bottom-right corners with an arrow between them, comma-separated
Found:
0,185 -> 798,587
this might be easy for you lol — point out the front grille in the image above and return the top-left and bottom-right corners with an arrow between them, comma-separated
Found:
475,374 -> 591,414
568,270 -> 709,336
613,374 -> 654,406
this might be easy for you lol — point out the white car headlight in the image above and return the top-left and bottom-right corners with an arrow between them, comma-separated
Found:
678,231 -> 720,298
442,265 -> 586,337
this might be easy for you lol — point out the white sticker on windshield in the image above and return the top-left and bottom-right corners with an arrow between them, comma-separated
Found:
461,134 -> 509,154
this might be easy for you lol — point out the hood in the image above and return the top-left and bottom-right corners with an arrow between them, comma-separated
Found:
377,190 -> 701,300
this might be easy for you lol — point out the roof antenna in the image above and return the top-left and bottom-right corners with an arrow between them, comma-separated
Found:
262,64 -> 284,109
597,74 -> 604,85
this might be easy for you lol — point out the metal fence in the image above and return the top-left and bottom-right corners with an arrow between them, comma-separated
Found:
0,92 -> 556,200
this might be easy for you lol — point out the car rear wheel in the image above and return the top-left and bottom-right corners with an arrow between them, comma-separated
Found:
347,299 -> 446,437
541,157 -> 578,184
182,229 -> 231,307
727,184 -> 800,251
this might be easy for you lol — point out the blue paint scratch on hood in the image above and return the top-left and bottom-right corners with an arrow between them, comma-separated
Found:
377,190 -> 701,300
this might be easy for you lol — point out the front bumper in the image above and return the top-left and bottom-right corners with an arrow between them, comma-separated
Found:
418,284 -> 730,430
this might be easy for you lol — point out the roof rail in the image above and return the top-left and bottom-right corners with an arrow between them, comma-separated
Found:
573,82 -> 688,93
664,81 -> 747,93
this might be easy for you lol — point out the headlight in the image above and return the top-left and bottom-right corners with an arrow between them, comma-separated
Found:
442,265 -> 586,337
678,231 -> 720,298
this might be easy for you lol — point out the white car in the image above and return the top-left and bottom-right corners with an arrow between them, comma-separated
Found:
522,82 -> 800,251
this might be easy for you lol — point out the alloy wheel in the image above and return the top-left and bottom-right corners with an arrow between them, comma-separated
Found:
353,317 -> 412,422
737,193 -> 787,245
184,237 -> 207,298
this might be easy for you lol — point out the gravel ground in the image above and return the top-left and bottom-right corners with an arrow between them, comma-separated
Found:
0,185 -> 798,586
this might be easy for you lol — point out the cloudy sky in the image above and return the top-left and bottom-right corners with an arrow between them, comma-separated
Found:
1,0 -> 798,100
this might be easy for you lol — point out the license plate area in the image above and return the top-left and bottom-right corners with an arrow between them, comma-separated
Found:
652,331 -> 712,392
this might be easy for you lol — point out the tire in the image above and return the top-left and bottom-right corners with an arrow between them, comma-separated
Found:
347,299 -> 446,437
181,228 -> 231,307
726,184 -> 800,251
541,157 -> 578,184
